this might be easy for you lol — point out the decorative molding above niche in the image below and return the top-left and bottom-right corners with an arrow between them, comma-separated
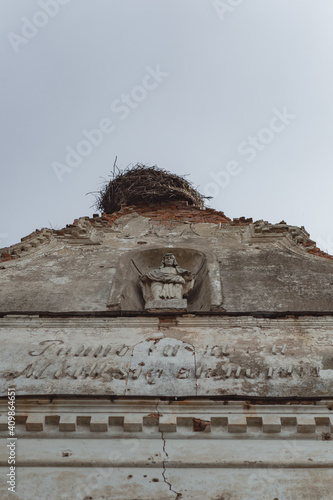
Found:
107,247 -> 224,312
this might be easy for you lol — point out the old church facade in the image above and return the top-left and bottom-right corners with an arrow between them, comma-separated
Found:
1,169 -> 333,499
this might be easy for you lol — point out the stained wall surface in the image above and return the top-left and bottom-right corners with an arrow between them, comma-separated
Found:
0,206 -> 332,499
0,210 -> 332,313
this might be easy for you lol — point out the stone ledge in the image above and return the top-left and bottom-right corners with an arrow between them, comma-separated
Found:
1,315 -> 332,329
1,411 -> 332,436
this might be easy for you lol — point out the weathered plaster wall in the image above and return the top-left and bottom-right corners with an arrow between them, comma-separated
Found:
2,467 -> 333,500
1,316 -> 333,398
1,205 -> 332,499
1,399 -> 333,499
0,211 -> 332,313
2,467 -> 331,500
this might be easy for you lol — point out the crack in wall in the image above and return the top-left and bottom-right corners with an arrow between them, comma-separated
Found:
193,346 -> 198,396
156,400 -> 183,499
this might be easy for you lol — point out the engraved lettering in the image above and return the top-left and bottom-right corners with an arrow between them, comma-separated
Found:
177,368 -> 190,379
29,340 -> 64,356
73,366 -> 83,379
146,370 -> 155,385
86,362 -> 98,377
102,345 -> 112,357
272,344 -> 287,355
74,345 -> 85,357
148,344 -> 157,356
57,347 -> 71,356
311,366 -> 320,377
118,368 -> 128,379
116,344 -> 129,357
34,361 -> 52,379
163,345 -> 180,357
18,361 -> 38,378
222,344 -> 229,356
54,362 -> 66,379
211,346 -> 221,357
95,362 -> 107,377
93,345 -> 103,357
132,366 -> 142,379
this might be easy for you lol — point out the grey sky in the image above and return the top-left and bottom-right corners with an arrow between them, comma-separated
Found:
1,0 -> 332,255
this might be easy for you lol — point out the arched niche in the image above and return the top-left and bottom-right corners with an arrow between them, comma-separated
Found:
107,246 -> 224,312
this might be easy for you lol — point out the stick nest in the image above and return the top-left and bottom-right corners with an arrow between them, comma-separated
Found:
96,164 -> 205,214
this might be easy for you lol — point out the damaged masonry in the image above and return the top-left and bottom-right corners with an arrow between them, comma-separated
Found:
0,166 -> 333,499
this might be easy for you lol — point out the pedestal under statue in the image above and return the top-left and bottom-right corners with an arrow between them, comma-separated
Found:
140,253 -> 194,311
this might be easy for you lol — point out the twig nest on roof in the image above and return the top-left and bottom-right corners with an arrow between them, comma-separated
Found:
97,164 -> 205,214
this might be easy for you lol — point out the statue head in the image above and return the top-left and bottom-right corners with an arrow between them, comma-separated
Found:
161,253 -> 179,268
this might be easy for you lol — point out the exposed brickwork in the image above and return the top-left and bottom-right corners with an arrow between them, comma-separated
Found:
1,202 -> 332,261
252,221 -> 333,261
1,253 -> 14,262
307,245 -> 333,260
101,202 -> 233,226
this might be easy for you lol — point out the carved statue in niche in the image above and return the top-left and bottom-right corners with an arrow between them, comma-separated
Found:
140,253 -> 195,311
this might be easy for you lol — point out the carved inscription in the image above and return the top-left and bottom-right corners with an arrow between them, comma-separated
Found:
272,344 -> 287,355
29,340 -> 64,356
10,339 -> 322,386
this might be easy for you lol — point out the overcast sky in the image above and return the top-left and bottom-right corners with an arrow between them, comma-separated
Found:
1,0 -> 332,255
